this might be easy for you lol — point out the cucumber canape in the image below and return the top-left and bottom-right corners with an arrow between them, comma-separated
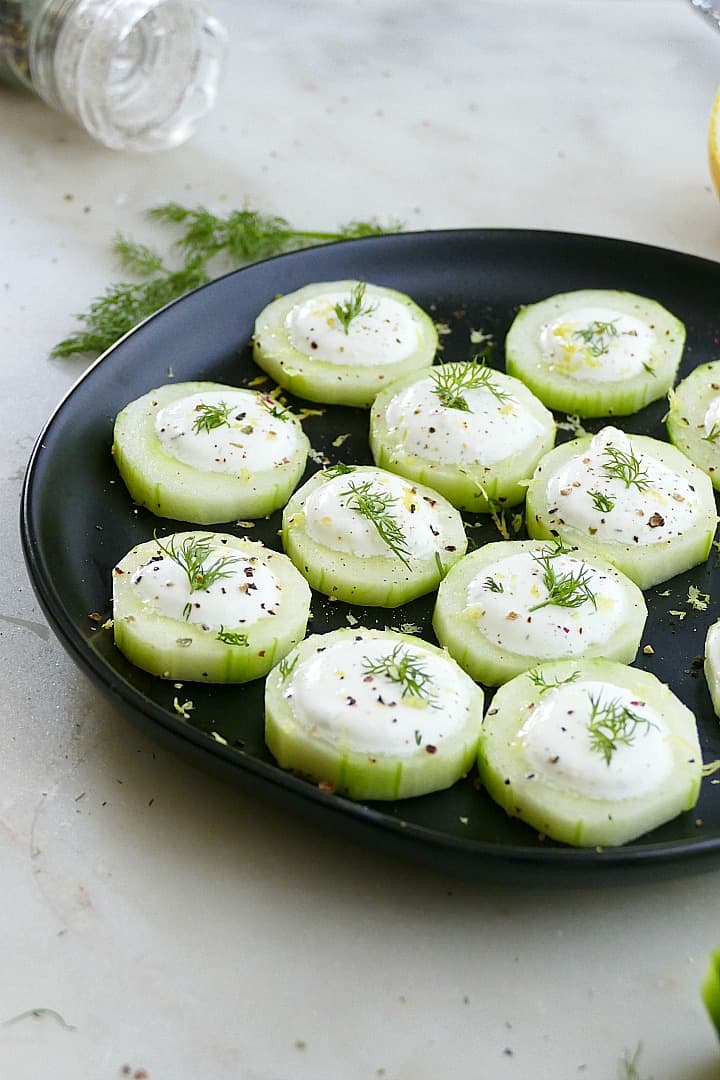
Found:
666,360 -> 720,489
368,360 -> 555,510
432,539 -> 647,686
478,658 -> 702,847
265,627 -> 484,800
525,426 -> 717,590
704,621 -> 720,720
113,532 -> 311,683
282,464 -> 467,607
252,280 -> 438,407
505,289 -> 685,418
113,382 -> 310,524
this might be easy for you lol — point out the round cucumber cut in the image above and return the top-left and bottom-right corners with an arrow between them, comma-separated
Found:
252,280 -> 438,407
478,658 -> 702,847
368,362 -> 555,511
282,464 -> 467,607
704,621 -> 720,721
432,539 -> 647,686
113,381 -> 310,524
666,360 -> 720,489
505,289 -> 685,418
265,627 -> 484,800
525,426 -> 717,590
113,532 -> 311,683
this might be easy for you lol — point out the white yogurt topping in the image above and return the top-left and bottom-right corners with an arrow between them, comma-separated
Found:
302,469 -> 450,561
380,372 -> 546,465
286,636 -> 474,756
155,389 -> 303,475
704,395 -> 720,439
130,543 -> 281,629
539,306 -> 655,382
544,427 -> 701,544
519,679 -> 671,799
285,287 -> 420,366
465,550 -> 629,658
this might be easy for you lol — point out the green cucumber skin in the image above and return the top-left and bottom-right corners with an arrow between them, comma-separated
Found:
282,467 -> 467,607
432,540 -> 647,686
265,629 -> 485,801
113,382 -> 310,524
701,947 -> 720,1037
666,361 -> 720,489
252,281 -> 438,408
505,289 -> 685,418
113,534 -> 311,683
525,433 -> 717,591
368,367 -> 556,511
478,659 -> 702,847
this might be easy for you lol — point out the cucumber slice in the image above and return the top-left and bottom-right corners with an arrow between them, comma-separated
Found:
704,621 -> 720,720
253,280 -> 438,407
265,627 -> 484,800
505,289 -> 685,418
478,658 -> 702,847
368,362 -> 555,510
666,360 -> 720,489
282,464 -> 467,607
525,426 -> 717,590
113,532 -> 311,683
432,539 -> 647,686
113,382 -> 310,524
701,946 -> 720,1038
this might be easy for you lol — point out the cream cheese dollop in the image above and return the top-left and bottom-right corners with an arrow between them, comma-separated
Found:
285,288 -> 421,367
518,679 -> 672,799
544,426 -> 701,544
285,636 -> 475,756
539,307 -> 655,381
155,389 -> 303,475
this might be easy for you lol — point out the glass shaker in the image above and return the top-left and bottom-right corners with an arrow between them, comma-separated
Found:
0,0 -> 226,151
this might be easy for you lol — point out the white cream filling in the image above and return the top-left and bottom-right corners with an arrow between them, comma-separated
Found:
518,679 -> 672,799
380,375 -> 545,465
465,550 -> 628,657
155,389 -> 303,475
285,288 -> 420,366
704,394 -> 720,439
302,470 -> 449,561
286,636 -> 474,756
539,306 -> 655,382
544,427 -> 701,544
130,546 -> 281,628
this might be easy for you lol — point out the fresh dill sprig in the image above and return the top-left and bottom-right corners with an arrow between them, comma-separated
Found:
278,653 -> 299,682
323,462 -> 356,480
588,489 -> 615,513
527,669 -> 581,694
52,206 -> 401,358
340,480 -> 413,568
192,400 -> 233,435
362,644 -> 435,701
259,397 -> 292,422
216,629 -> 249,647
600,443 -> 651,491
573,318 -> 619,357
587,694 -> 656,765
483,576 -> 504,593
430,359 -> 511,411
704,423 -> 720,443
333,282 -> 377,335
154,533 -> 240,593
617,1044 -> 645,1080
528,548 -> 597,613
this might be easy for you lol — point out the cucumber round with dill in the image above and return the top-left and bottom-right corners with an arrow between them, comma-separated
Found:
432,539 -> 647,686
478,658 -> 702,847
252,280 -> 438,407
666,360 -> 720,489
505,289 -> 685,418
265,627 -> 484,800
525,425 -> 717,590
113,532 -> 311,683
113,381 -> 310,524
281,464 -> 467,607
368,361 -> 555,511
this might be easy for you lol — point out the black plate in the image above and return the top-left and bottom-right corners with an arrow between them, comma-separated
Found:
21,229 -> 720,886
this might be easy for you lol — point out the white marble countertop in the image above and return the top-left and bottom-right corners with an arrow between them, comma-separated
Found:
4,1 -> 720,1078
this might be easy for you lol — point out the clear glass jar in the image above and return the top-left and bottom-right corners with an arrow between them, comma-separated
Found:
0,0 -> 226,151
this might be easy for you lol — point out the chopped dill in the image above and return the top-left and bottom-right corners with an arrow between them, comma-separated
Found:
529,547 -> 596,613
333,282 -> 377,334
216,629 -> 250,646
362,643 -> 436,701
573,318 -> 619,357
278,653 -> 299,682
527,669 -> 581,694
153,533 -> 241,594
192,400 -> 233,435
588,489 -> 615,513
587,694 -> 656,765
322,462 -> 356,480
430,359 -> 511,411
483,576 -> 504,593
600,443 -> 651,491
340,480 -> 413,568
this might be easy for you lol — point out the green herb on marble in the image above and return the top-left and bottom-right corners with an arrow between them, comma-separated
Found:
2,1008 -> 77,1031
